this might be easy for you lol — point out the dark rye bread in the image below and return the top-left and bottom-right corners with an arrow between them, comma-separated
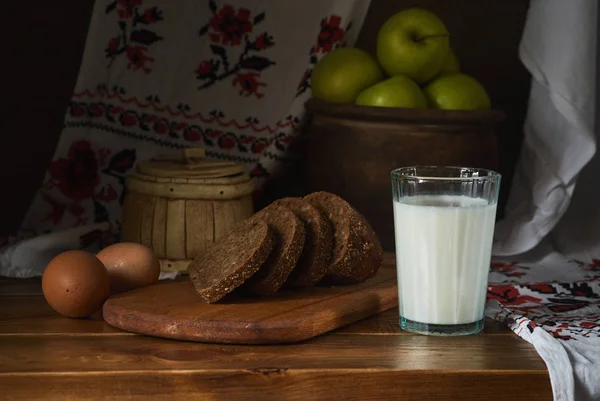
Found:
188,219 -> 274,303
305,192 -> 382,284
272,197 -> 333,288
242,204 -> 306,295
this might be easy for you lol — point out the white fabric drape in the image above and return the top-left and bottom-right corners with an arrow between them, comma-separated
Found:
490,2 -> 600,400
493,0 -> 598,259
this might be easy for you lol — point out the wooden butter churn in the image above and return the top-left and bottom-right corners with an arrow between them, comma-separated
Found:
121,148 -> 255,273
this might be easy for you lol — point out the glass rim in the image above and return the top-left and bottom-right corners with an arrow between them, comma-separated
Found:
391,166 -> 501,181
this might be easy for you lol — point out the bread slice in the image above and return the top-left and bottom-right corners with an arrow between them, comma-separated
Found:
305,192 -> 382,284
272,197 -> 332,288
188,219 -> 274,303
242,204 -> 306,295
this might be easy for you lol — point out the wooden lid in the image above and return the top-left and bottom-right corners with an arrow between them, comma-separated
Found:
126,148 -> 254,200
137,148 -> 245,179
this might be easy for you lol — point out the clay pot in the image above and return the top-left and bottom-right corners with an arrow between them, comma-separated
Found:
303,98 -> 505,251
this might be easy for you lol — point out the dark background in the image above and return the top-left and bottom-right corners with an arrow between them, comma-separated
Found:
2,0 -> 530,237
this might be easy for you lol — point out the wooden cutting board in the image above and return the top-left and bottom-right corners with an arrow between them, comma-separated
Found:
103,261 -> 398,344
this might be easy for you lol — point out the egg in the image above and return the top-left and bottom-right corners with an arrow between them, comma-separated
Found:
96,242 -> 160,294
42,250 -> 111,318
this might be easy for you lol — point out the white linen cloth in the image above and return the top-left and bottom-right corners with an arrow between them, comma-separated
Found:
493,0 -> 597,259
490,1 -> 600,400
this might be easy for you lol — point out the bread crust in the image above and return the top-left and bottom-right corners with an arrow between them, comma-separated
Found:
357,211 -> 384,280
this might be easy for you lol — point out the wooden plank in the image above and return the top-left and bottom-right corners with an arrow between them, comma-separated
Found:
165,200 -> 187,260
103,267 -> 398,344
0,295 -> 126,335
0,278 -> 42,296
0,333 -> 547,373
0,371 -> 552,401
151,197 -> 168,258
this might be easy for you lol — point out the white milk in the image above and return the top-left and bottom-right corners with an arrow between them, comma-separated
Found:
393,195 -> 497,325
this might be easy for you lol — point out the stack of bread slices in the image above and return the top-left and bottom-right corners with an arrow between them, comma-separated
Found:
188,191 -> 383,303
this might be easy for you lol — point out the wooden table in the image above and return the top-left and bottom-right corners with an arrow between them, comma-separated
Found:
0,257 -> 552,400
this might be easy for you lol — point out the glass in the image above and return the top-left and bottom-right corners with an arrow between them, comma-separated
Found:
391,166 -> 501,336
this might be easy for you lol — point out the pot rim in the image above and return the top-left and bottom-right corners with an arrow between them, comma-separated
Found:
305,98 -> 505,125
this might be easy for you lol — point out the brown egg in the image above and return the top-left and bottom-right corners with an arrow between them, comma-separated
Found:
96,242 -> 160,294
42,250 -> 111,318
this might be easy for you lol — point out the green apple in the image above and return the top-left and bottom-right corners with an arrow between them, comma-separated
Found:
311,47 -> 383,104
355,75 -> 427,109
377,8 -> 450,83
424,73 -> 491,110
439,48 -> 460,74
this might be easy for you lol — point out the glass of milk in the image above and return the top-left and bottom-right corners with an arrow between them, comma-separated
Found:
391,166 -> 501,336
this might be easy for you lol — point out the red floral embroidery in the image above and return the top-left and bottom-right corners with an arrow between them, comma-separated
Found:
196,60 -> 219,80
527,283 -> 556,294
117,0 -> 142,20
252,32 -> 274,50
120,110 -> 138,126
490,261 -> 529,279
487,285 -> 542,305
315,15 -> 345,53
107,37 -> 120,54
209,4 -> 253,46
153,118 -> 169,134
71,104 -> 87,117
29,145 -> 136,245
126,45 -> 155,73
141,7 -> 161,24
233,72 -> 266,98
184,127 -> 203,142
196,61 -> 212,76
105,0 -> 163,73
574,259 -> 600,272
67,101 -> 287,156
251,139 -> 268,154
218,134 -> 237,149
240,135 -> 256,144
88,103 -> 104,118
197,2 -> 274,97
47,141 -> 101,201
